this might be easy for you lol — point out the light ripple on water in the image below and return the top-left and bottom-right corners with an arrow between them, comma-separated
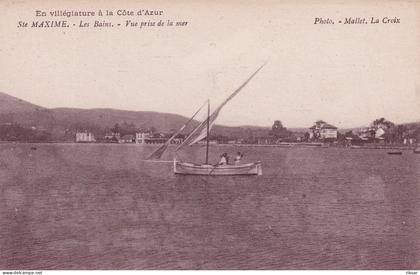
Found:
0,143 -> 419,269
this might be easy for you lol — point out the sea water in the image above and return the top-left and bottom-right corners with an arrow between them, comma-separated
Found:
0,143 -> 419,269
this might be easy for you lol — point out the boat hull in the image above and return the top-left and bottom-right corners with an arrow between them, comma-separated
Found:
174,160 -> 262,176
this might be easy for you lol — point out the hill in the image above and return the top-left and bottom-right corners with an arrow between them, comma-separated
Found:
49,108 -> 195,133
0,92 -> 46,113
0,92 -> 274,140
0,92 -> 55,128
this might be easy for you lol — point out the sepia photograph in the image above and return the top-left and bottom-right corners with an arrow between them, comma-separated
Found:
0,0 -> 419,272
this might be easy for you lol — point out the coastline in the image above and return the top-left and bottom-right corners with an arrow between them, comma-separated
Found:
1,141 -> 418,151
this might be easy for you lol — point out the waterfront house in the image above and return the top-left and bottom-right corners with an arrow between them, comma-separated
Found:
292,132 -> 306,142
344,131 -> 364,146
104,132 -> 120,142
374,127 -> 386,141
309,120 -> 338,141
135,131 -> 183,144
76,131 -> 96,142
257,136 -> 276,145
119,134 -> 135,143
358,126 -> 386,143
358,127 -> 375,141
135,132 -> 151,144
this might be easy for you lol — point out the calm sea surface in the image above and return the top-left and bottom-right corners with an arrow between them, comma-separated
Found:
0,143 -> 419,269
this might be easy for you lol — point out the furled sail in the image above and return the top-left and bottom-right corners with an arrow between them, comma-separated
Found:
176,63 -> 266,151
146,100 -> 208,159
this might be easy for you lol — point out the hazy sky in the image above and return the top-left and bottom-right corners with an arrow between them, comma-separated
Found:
0,0 -> 419,128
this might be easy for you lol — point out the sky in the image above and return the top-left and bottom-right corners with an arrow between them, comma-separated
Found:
0,0 -> 419,128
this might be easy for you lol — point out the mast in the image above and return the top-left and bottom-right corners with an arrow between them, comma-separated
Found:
205,99 -> 210,164
176,63 -> 266,152
147,100 -> 208,160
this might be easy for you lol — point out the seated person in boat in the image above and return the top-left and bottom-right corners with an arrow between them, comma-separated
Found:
234,152 -> 243,165
219,153 -> 228,165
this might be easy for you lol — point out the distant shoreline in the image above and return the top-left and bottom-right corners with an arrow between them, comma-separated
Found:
0,141 -> 418,151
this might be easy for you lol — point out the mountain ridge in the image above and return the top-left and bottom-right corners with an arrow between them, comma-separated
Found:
0,92 -> 273,139
0,92 -> 46,113
1,92 -> 419,140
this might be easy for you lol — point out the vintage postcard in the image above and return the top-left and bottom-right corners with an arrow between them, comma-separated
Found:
0,0 -> 419,271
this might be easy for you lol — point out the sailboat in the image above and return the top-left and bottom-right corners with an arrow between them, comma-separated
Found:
147,64 -> 265,176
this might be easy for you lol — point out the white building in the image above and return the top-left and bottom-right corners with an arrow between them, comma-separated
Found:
76,131 -> 96,142
375,127 -> 386,139
120,134 -> 135,143
309,120 -> 338,140
136,132 -> 151,144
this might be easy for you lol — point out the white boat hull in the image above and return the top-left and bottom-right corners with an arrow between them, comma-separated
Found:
174,159 -> 262,176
